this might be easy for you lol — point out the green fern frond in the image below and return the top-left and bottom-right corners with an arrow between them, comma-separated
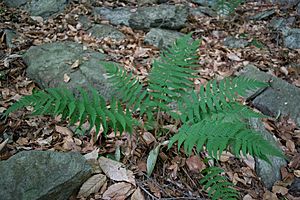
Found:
215,0 -> 244,16
177,77 -> 267,123
168,120 -> 284,161
101,61 -> 148,111
200,167 -> 239,200
148,33 -> 200,114
4,87 -> 133,135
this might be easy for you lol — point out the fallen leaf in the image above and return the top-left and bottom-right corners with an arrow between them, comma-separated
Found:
219,151 -> 234,162
272,185 -> 288,195
227,53 -> 242,61
186,155 -> 206,173
286,140 -> 295,152
63,73 -> 71,83
243,194 -> 253,200
84,148 -> 99,161
131,187 -> 145,200
147,144 -> 161,176
142,132 -> 156,145
0,138 -> 9,152
294,170 -> 300,177
102,182 -> 133,200
77,174 -> 107,198
55,125 -> 73,137
263,190 -> 278,200
99,157 -> 136,186
71,59 -> 80,69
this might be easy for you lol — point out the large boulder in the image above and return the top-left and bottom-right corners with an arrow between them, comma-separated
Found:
248,118 -> 287,189
144,28 -> 184,49
0,150 -> 92,200
239,65 -> 300,127
3,0 -> 69,18
23,41 -> 114,100
129,4 -> 189,30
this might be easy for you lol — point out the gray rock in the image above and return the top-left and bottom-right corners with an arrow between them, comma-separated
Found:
289,178 -> 300,197
144,28 -> 184,49
0,150 -> 92,200
282,28 -> 300,49
297,3 -> 300,16
137,0 -> 158,5
79,15 -> 93,31
249,9 -> 276,20
24,41 -> 114,100
192,0 -> 218,7
4,29 -> 18,49
239,65 -> 300,127
4,0 -> 69,18
190,6 -> 216,17
88,24 -> 126,41
93,7 -> 132,26
248,118 -> 287,190
269,17 -> 295,30
129,4 -> 189,30
270,0 -> 300,7
223,36 -> 249,48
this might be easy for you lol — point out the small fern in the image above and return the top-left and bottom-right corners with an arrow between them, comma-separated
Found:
4,87 -> 133,135
215,0 -> 244,16
200,167 -> 239,200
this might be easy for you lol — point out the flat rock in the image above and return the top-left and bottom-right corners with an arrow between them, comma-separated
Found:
129,4 -> 189,30
88,24 -> 126,41
223,36 -> 249,48
192,0 -> 218,7
144,28 -> 184,49
4,29 -> 18,49
190,6 -> 216,17
3,0 -> 69,18
248,118 -> 287,190
23,41 -> 114,100
0,150 -> 92,200
249,9 -> 276,20
270,0 -> 300,7
282,28 -> 300,49
93,7 -> 132,26
269,17 -> 295,30
239,65 -> 300,127
289,177 -> 300,197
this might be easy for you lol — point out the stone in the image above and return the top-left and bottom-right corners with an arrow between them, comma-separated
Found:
129,4 -> 189,30
270,0 -> 300,7
223,36 -> 249,48
88,24 -> 126,41
289,178 -> 300,197
0,150 -> 92,200
144,28 -> 184,49
248,118 -> 287,190
137,0 -> 158,5
93,7 -> 132,26
79,15 -> 93,31
3,0 -> 69,18
239,65 -> 300,127
4,29 -> 18,49
192,0 -> 218,7
297,3 -> 300,16
249,9 -> 276,20
282,28 -> 300,49
269,17 -> 295,30
23,41 -> 114,100
190,6 -> 217,17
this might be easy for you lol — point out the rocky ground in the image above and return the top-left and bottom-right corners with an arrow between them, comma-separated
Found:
0,0 -> 300,199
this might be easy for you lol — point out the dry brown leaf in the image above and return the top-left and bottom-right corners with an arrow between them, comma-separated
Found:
63,73 -> 71,83
142,132 -> 156,145
130,187 -> 145,200
77,174 -> 107,198
243,194 -> 254,200
84,148 -> 99,161
55,125 -> 73,137
286,140 -> 295,152
186,155 -> 206,173
98,157 -> 136,186
294,170 -> 300,177
227,53 -> 242,61
272,185 -> 288,195
102,182 -> 133,200
219,151 -> 234,162
0,138 -> 9,152
263,190 -> 278,200
71,59 -> 80,69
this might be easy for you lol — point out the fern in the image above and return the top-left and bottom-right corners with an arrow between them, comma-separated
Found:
4,87 -> 133,135
215,0 -> 244,16
200,167 -> 239,200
